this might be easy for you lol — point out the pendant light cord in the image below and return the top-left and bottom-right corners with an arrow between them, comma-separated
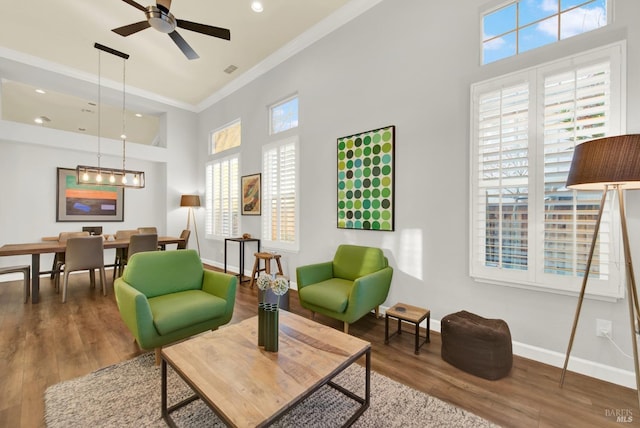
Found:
121,57 -> 126,173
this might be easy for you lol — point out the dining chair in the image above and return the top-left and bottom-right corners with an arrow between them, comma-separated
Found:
57,236 -> 107,303
113,229 -> 139,280
0,265 -> 31,303
115,233 -> 158,278
177,229 -> 191,250
51,231 -> 90,281
137,227 -> 158,234
158,229 -> 190,251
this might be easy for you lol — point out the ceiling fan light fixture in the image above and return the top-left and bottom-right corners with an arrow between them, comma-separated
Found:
146,6 -> 176,33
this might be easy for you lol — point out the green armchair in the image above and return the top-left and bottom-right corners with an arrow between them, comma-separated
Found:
296,244 -> 393,334
114,249 -> 236,363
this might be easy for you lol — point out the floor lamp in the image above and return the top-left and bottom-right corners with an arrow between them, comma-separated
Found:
180,194 -> 201,255
560,135 -> 640,409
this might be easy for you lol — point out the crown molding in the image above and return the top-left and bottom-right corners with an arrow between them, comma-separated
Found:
0,46 -> 198,112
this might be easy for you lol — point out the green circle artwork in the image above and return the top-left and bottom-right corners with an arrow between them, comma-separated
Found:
337,125 -> 394,231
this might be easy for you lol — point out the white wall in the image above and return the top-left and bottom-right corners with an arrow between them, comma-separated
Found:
197,0 -> 640,386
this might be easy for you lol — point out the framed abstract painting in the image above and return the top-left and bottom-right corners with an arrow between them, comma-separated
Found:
337,125 -> 395,231
241,173 -> 261,215
56,167 -> 124,222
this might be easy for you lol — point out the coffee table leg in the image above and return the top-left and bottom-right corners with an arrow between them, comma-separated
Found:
415,321 -> 420,354
161,359 -> 173,426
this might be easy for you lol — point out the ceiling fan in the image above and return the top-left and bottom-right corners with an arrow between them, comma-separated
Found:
112,0 -> 231,60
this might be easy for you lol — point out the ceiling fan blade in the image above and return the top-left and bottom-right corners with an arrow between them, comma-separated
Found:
121,0 -> 148,12
177,19 -> 231,40
112,21 -> 151,36
168,31 -> 199,60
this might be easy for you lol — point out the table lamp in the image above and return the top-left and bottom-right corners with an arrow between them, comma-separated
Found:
180,194 -> 201,255
560,134 -> 640,408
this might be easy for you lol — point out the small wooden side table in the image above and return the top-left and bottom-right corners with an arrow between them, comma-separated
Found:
385,302 -> 430,355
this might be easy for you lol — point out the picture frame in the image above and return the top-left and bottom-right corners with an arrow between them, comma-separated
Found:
56,167 -> 124,222
241,173 -> 261,215
337,125 -> 395,231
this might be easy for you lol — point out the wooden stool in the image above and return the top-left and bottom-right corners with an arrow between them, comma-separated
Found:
0,265 -> 31,303
249,252 -> 283,287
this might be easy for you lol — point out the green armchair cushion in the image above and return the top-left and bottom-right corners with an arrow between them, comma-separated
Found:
149,290 -> 228,335
114,249 -> 236,350
296,245 -> 393,327
298,278 -> 352,313
332,244 -> 389,280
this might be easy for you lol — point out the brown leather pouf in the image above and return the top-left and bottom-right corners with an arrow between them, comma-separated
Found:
441,310 -> 512,380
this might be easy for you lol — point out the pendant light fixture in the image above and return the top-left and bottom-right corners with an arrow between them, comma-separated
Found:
76,43 -> 145,189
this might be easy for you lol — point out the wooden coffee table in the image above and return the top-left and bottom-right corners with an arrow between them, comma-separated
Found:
161,310 -> 371,427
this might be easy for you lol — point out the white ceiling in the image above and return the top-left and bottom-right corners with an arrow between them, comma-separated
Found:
0,0 -> 378,109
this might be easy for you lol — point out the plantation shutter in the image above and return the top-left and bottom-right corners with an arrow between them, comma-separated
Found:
262,139 -> 297,246
542,61 -> 611,279
476,82 -> 530,271
206,156 -> 239,237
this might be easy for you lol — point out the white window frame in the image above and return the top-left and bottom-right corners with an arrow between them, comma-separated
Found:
261,136 -> 299,252
205,153 -> 240,240
470,42 -> 626,299
481,0 -> 611,65
269,94 -> 299,135
210,118 -> 241,155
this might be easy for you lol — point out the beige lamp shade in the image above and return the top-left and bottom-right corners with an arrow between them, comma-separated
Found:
566,134 -> 640,190
180,194 -> 201,207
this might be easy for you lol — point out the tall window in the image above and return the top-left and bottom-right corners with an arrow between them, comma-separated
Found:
262,137 -> 298,251
205,155 -> 240,238
470,43 -> 624,297
482,0 -> 608,64
270,95 -> 299,135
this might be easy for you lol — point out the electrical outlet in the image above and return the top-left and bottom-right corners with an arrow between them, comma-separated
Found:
596,319 -> 612,337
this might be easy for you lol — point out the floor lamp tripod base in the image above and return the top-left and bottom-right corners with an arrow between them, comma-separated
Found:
186,207 -> 201,256
560,185 -> 640,410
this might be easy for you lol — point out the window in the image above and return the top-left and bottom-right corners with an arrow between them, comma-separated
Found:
262,137 -> 299,251
270,95 -> 298,135
482,0 -> 608,64
470,43 -> 625,298
205,155 -> 240,238
210,119 -> 241,154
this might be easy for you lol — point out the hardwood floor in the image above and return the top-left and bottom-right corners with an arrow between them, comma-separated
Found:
0,268 -> 638,427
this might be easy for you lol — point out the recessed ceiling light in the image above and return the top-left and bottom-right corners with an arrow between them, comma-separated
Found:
135,113 -> 143,117
251,1 -> 263,13
34,116 -> 51,124
35,89 -> 46,94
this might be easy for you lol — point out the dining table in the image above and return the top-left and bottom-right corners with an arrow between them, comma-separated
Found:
0,236 -> 185,303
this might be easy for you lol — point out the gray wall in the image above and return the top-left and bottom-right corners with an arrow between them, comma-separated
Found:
197,0 -> 640,386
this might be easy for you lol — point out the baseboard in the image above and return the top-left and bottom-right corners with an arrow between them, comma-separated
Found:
511,341 -> 636,389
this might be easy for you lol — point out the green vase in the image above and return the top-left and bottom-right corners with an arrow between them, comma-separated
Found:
264,305 -> 279,352
258,302 -> 267,347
